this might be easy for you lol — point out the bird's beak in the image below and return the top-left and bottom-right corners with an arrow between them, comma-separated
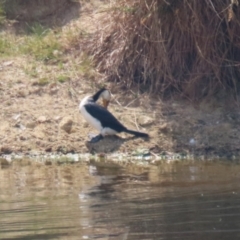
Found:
102,99 -> 110,108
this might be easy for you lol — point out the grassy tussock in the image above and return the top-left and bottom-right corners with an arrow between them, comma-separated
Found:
20,33 -> 61,62
87,0 -> 240,99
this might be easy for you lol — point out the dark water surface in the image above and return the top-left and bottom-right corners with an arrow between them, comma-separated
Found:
1,160 -> 240,240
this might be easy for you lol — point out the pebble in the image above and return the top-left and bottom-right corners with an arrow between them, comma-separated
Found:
138,116 -> 154,126
37,116 -> 48,123
1,145 -> 13,154
59,117 -> 73,133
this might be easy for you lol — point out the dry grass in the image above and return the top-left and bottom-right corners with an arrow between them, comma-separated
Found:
86,0 -> 240,100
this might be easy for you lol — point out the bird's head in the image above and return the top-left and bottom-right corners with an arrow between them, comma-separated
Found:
100,88 -> 111,108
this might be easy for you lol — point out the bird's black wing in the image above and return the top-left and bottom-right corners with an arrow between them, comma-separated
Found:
84,103 -> 125,132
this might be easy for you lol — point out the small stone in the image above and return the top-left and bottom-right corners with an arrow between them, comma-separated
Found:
37,116 -> 48,123
53,50 -> 62,57
45,146 -> 52,152
30,87 -> 43,95
19,135 -> 27,141
159,123 -> 168,129
138,116 -> 154,126
49,88 -> 58,95
59,117 -> 73,134
17,89 -> 28,97
189,138 -> 197,146
26,121 -> 37,129
48,83 -> 59,94
54,116 -> 61,121
19,124 -> 26,131
159,123 -> 168,133
56,145 -> 68,154
13,121 -> 26,131
49,82 -> 57,88
3,61 -> 13,66
13,114 -> 21,120
1,145 -> 13,154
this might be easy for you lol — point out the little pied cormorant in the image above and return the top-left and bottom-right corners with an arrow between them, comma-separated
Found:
79,88 -> 149,143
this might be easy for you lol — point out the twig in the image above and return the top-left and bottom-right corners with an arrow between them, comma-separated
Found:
112,97 -> 123,107
150,151 -> 158,159
134,111 -> 140,131
124,97 -> 138,108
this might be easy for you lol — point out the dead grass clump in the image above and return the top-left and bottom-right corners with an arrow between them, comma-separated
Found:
87,0 -> 240,99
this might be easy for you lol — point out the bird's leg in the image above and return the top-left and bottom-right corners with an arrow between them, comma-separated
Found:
88,134 -> 103,143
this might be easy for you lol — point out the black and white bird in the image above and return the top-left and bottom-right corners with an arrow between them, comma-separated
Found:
79,88 -> 149,143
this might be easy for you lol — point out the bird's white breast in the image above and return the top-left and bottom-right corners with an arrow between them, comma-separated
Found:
79,96 -> 102,132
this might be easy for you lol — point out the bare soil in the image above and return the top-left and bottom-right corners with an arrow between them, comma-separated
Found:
1,58 -> 240,159
1,1 -> 240,159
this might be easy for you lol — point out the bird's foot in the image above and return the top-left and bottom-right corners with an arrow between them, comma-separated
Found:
88,134 -> 103,143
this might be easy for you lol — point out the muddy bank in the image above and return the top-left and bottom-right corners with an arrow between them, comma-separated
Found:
0,0 -> 240,160
0,58 -> 240,159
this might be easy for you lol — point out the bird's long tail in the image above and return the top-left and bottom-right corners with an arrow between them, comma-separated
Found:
124,129 -> 149,138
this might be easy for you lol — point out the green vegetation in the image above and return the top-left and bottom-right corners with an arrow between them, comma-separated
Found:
37,77 -> 50,86
26,22 -> 49,36
0,27 -> 62,62
57,75 -> 70,83
0,37 -> 12,55
0,0 -> 101,88
78,54 -> 96,79
0,22 -> 97,86
20,34 -> 62,62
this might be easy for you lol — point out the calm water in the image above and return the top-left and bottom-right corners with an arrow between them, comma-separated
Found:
1,160 -> 240,240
